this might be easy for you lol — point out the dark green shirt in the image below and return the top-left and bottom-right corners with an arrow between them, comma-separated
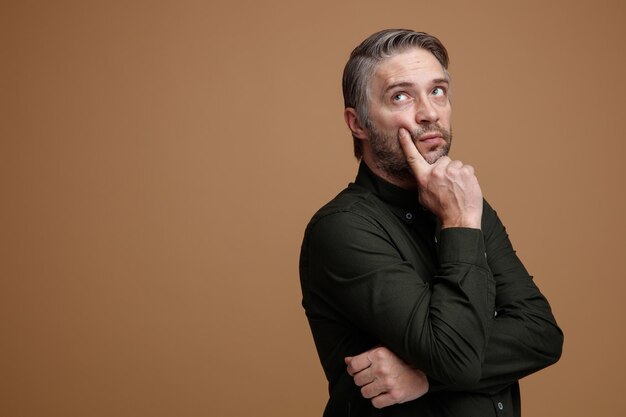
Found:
300,162 -> 562,417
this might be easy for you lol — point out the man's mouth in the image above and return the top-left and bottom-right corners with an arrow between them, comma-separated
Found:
417,132 -> 444,144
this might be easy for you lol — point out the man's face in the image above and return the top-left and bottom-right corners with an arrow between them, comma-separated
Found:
364,47 -> 452,181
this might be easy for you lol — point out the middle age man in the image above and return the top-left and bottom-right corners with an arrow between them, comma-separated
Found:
299,29 -> 563,416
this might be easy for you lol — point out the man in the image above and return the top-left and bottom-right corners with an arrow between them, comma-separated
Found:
299,29 -> 563,416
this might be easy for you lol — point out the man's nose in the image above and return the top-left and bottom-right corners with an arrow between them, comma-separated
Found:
415,97 -> 439,124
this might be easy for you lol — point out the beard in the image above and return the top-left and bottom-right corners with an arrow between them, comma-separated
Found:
366,121 -> 453,183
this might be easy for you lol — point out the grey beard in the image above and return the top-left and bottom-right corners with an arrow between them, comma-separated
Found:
367,123 -> 452,181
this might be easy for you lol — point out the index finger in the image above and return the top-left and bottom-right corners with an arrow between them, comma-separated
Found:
398,128 -> 430,176
345,352 -> 372,376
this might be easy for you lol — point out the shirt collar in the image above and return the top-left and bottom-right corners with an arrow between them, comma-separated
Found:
353,162 -> 427,223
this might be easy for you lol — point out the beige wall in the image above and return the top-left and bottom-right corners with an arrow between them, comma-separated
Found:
2,1 -> 625,416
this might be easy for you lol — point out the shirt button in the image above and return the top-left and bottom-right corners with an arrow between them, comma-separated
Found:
497,402 -> 504,410
405,212 -> 413,220
434,235 -> 438,243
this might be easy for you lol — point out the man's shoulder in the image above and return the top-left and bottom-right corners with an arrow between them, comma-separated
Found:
299,183 -> 397,275
306,182 -> 385,231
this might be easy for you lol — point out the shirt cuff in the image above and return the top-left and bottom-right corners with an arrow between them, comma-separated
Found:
437,227 -> 489,269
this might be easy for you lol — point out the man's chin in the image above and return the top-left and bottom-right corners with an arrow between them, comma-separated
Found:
422,147 -> 449,165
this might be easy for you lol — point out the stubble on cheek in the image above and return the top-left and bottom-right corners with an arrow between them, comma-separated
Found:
366,119 -> 452,180
367,124 -> 414,179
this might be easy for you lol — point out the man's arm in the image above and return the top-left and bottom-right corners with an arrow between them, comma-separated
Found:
342,130 -> 562,406
465,199 -> 563,392
400,127 -> 562,389
307,212 -> 494,387
345,201 -> 563,404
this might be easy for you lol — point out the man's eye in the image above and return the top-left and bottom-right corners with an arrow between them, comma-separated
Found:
392,93 -> 409,102
432,87 -> 446,96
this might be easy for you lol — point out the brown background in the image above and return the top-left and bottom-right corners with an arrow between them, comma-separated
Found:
2,1 -> 625,416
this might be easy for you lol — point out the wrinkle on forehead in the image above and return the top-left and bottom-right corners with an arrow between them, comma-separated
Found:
371,48 -> 449,95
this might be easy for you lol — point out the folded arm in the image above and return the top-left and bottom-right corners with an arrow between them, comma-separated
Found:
307,211 -> 496,387
344,202 -> 563,405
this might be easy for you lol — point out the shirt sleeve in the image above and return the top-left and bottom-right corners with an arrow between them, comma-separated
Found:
305,209 -> 496,387
451,201 -> 563,393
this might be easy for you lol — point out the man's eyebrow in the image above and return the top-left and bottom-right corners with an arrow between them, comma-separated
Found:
383,78 -> 450,94
383,81 -> 414,94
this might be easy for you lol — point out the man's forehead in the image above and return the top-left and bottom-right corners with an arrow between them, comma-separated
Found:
373,48 -> 447,85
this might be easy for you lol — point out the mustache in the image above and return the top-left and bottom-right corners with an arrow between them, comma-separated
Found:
409,124 -> 451,141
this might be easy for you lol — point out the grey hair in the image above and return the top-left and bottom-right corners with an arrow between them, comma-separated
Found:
342,29 -> 449,159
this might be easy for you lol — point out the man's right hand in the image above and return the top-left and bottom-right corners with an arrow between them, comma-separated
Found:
345,346 -> 429,409
398,128 -> 483,229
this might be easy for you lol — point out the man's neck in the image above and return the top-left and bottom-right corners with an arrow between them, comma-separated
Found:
362,157 -> 418,191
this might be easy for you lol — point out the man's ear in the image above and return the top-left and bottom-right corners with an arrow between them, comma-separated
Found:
344,108 -> 368,140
